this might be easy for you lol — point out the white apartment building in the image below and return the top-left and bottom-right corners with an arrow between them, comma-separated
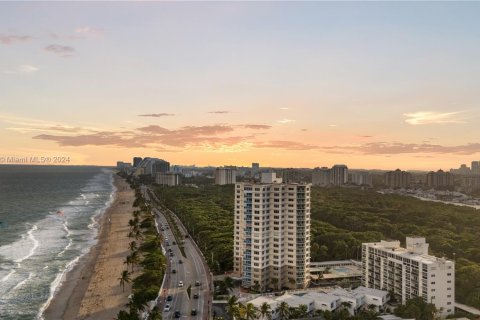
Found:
234,174 -> 311,290
215,167 -> 237,185
362,237 -> 455,316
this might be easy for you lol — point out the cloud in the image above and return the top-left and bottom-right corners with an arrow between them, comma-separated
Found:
255,140 -> 317,150
0,34 -> 32,45
18,64 -> 39,73
359,135 -> 373,138
208,110 -> 231,114
328,124 -> 337,127
75,26 -> 103,36
44,44 -> 75,57
241,124 -> 271,130
404,111 -> 465,125
4,64 -> 39,75
277,119 -> 295,124
137,125 -> 170,134
137,113 -> 175,117
279,107 -> 289,110
29,121 -> 306,153
321,142 -> 480,155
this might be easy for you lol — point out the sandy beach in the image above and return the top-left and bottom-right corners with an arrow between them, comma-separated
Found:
43,175 -> 135,320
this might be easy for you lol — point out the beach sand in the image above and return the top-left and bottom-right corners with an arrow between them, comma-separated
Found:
43,175 -> 135,320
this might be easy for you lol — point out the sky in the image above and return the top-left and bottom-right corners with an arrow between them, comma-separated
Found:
1,1 -> 480,170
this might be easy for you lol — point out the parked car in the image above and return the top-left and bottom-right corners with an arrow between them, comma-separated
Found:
172,269 -> 176,274
191,309 -> 197,316
195,280 -> 200,286
178,259 -> 183,264
193,293 -> 199,299
164,304 -> 171,312
174,310 -> 181,318
178,281 -> 184,287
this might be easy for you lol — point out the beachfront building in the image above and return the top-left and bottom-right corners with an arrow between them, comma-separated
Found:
155,172 -> 181,186
362,237 -> 455,316
234,173 -> 311,290
215,167 -> 237,185
136,157 -> 170,177
133,157 -> 143,167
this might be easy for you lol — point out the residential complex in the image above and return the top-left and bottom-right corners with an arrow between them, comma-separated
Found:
234,173 -> 311,290
331,164 -> 349,186
349,171 -> 373,186
312,167 -> 331,186
215,167 -> 237,185
384,169 -> 412,188
426,170 -> 454,188
247,286 -> 388,319
362,237 -> 455,316
311,165 -> 348,186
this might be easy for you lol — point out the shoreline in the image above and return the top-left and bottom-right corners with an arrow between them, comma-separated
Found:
43,174 -> 134,320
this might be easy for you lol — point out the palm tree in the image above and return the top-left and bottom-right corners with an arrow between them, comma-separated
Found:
243,303 -> 258,320
124,255 -> 132,271
130,251 -> 140,272
226,295 -> 239,319
118,270 -> 131,292
297,304 -> 308,318
148,306 -> 162,320
128,219 -> 136,231
224,276 -> 235,293
129,240 -> 137,252
277,302 -> 290,320
260,302 -> 272,320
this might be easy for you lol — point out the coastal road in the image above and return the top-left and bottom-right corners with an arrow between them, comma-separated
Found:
142,187 -> 212,320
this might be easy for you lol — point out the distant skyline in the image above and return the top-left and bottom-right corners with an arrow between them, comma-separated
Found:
1,2 -> 480,170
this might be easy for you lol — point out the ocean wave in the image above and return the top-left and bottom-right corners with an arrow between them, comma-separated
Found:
11,272 -> 35,291
14,225 -> 39,263
37,256 -> 80,320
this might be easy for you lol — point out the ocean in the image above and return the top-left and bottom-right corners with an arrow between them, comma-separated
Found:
0,165 -> 115,320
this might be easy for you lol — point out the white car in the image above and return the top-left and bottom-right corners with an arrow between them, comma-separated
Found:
164,304 -> 171,312
178,281 -> 184,287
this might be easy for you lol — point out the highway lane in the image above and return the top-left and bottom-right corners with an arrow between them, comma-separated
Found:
154,209 -> 208,319
142,185 -> 211,319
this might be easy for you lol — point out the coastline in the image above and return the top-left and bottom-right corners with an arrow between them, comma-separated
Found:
43,174 -> 134,320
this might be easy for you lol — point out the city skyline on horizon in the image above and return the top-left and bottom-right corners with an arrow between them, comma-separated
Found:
2,2 -> 480,170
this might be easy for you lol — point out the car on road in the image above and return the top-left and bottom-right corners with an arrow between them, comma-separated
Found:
170,252 -> 174,257
172,269 -> 176,274
164,304 -> 171,312
178,259 -> 183,264
195,280 -> 201,286
193,293 -> 199,299
178,281 -> 184,287
172,241 -> 176,245
191,309 -> 197,316
174,310 -> 181,318
166,295 -> 173,301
